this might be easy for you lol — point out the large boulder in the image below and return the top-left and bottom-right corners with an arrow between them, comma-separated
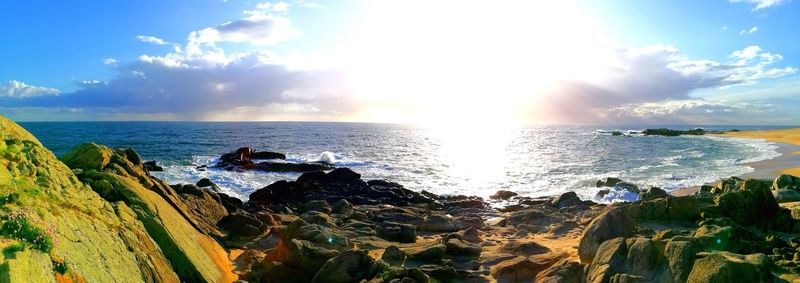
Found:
420,214 -> 456,232
686,252 -> 773,283
63,143 -> 236,282
578,206 -> 635,263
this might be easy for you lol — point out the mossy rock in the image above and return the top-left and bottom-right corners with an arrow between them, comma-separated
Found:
0,115 -> 161,282
63,142 -> 235,283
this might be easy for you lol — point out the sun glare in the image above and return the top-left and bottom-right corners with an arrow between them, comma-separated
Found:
341,0 -> 612,126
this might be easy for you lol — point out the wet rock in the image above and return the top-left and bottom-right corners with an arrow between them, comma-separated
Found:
549,191 -> 582,208
251,151 -> 287,160
454,215 -> 485,230
196,178 -> 214,188
421,214 -> 456,232
378,222 -> 417,243
686,252 -> 772,283
578,206 -> 634,263
143,160 -> 164,171
596,177 -> 623,187
535,259 -> 584,283
256,161 -> 334,173
327,167 -> 362,183
490,190 -> 518,200
639,187 -> 668,201
311,250 -> 379,283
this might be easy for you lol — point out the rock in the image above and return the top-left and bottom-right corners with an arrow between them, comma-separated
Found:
491,256 -> 557,283
490,190 -> 518,200
218,192 -> 245,213
578,206 -> 634,263
407,244 -> 447,263
143,160 -> 164,171
196,178 -> 214,188
300,200 -> 332,214
596,177 -> 623,187
639,187 -> 668,201
327,168 -> 361,183
173,184 -> 230,235
664,238 -> 701,282
251,151 -> 287,160
462,227 -> 482,243
420,214 -> 456,232
256,161 -> 334,173
499,241 -> 550,256
535,259 -> 584,283
382,246 -> 407,265
331,199 -> 354,214
378,222 -> 417,243
454,215 -> 485,230
300,211 -> 337,227
549,191 -> 582,208
219,212 -> 264,239
686,252 -> 772,283
62,142 -> 236,282
612,131 -> 624,136
502,207 -> 568,229
616,182 -> 640,194
596,189 -> 611,198
773,174 -> 799,190
586,237 -> 670,282
311,250 -> 378,283
444,237 -> 481,259
643,128 -> 706,136
380,268 -> 431,283
773,188 -> 800,203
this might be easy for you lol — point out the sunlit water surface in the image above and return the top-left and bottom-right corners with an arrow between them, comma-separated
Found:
23,122 -> 786,202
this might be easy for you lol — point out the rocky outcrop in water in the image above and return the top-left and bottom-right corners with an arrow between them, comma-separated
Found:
213,147 -> 334,173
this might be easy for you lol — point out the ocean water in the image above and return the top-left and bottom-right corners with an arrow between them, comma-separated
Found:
21,122 -> 787,202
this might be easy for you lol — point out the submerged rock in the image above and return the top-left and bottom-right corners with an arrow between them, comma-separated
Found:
490,190 -> 518,200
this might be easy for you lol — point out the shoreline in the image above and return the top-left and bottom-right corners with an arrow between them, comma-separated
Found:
671,131 -> 800,196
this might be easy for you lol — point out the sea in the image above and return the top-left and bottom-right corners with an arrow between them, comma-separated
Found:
21,122 -> 791,203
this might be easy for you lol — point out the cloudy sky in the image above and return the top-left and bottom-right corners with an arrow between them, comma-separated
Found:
1,0 -> 799,125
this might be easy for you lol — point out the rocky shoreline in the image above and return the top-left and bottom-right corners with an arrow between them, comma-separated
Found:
1,116 -> 800,282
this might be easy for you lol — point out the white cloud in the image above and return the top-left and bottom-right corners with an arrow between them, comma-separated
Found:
187,14 -> 299,50
136,35 -> 171,45
103,58 -> 118,65
729,0 -> 790,10
296,0 -> 323,9
0,81 -> 60,98
739,26 -> 758,34
247,2 -> 290,14
530,45 -> 796,124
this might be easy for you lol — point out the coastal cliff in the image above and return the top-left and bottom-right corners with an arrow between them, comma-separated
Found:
2,115 -> 800,282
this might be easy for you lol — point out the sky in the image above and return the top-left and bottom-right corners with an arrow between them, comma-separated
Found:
1,0 -> 799,125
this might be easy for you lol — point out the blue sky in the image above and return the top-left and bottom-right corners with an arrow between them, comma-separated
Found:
1,0 -> 798,124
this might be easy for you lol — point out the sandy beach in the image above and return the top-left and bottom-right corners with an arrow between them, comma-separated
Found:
670,128 -> 800,196
720,128 -> 800,176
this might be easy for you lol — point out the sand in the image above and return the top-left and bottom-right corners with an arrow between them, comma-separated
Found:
719,128 -> 800,176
